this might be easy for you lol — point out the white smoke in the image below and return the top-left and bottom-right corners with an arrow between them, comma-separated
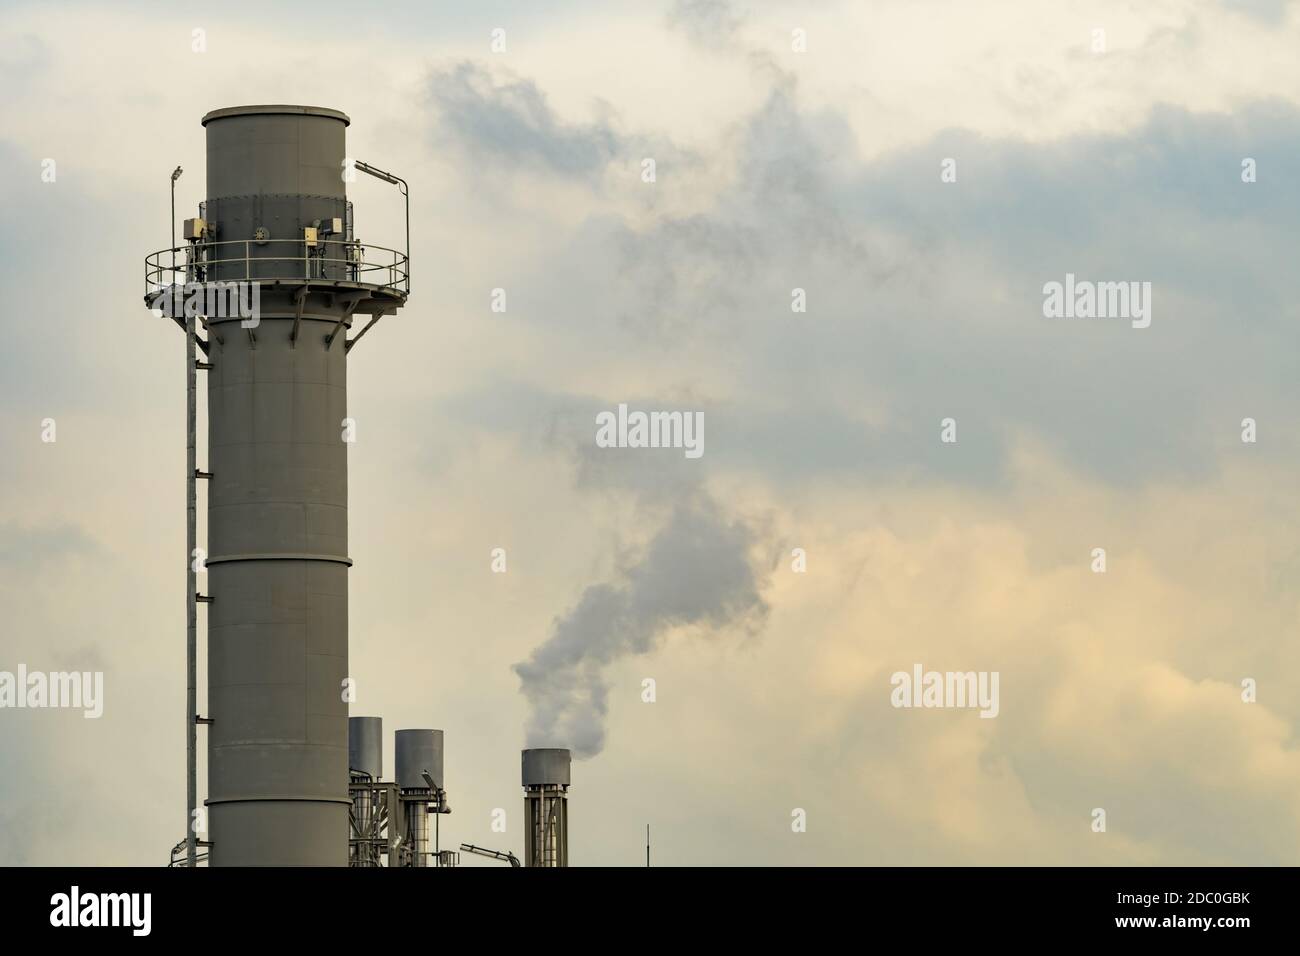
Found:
514,493 -> 769,758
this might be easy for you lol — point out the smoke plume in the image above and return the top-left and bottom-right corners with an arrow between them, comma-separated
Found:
514,493 -> 769,758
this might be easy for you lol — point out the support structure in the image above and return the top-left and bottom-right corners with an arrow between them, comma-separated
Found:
346,721 -> 451,868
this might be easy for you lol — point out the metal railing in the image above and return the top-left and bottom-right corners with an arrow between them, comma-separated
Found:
144,237 -> 409,299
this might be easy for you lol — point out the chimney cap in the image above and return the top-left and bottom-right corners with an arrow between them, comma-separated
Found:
201,104 -> 350,127
522,748 -> 571,786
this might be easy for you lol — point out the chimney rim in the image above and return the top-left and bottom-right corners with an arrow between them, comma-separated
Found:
201,104 -> 351,127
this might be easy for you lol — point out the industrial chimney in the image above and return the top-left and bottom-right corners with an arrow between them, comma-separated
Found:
148,105 -> 408,866
396,729 -> 448,867
521,748 -> 571,867
348,716 -> 384,867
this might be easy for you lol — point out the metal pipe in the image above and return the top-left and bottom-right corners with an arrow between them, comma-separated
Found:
459,843 -> 521,867
186,289 -> 196,869
172,161 -> 197,869
348,775 -> 380,867
181,160 -> 196,870
405,797 -> 429,867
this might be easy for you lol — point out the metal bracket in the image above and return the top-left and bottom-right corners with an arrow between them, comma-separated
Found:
345,315 -> 380,352
325,293 -> 366,348
196,361 -> 213,370
199,316 -> 223,347
196,716 -> 213,725
170,312 -> 211,354
196,593 -> 213,604
195,470 -> 212,480
325,318 -> 346,348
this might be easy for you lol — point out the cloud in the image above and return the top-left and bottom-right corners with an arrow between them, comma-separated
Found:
489,91 -> 1300,490
668,0 -> 744,49
1220,0 -> 1291,24
0,521 -> 100,569
425,62 -> 621,178
0,32 -> 49,85
715,449 -> 1300,863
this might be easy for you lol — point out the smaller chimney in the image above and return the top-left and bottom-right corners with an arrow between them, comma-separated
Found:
347,717 -> 384,867
395,730 -> 447,867
521,748 -> 571,867
348,716 -> 383,780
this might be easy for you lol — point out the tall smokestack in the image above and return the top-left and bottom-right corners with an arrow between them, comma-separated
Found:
188,105 -> 407,865
521,748 -> 571,867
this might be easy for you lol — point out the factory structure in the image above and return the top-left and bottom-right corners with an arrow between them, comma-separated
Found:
145,105 -> 572,867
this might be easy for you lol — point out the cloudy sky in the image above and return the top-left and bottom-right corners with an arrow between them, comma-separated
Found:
2,0 -> 1299,865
